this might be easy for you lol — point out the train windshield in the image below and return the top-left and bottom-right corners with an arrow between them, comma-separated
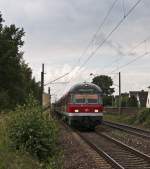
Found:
72,94 -> 102,104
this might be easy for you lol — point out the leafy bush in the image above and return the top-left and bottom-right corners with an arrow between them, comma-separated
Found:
104,108 -> 150,129
134,108 -> 150,127
0,113 -> 42,169
46,151 -> 63,169
8,95 -> 58,161
0,91 -> 10,111
128,95 -> 138,107
103,96 -> 114,106
0,150 -> 42,169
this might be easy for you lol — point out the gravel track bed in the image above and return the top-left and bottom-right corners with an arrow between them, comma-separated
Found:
59,124 -> 112,169
98,125 -> 150,156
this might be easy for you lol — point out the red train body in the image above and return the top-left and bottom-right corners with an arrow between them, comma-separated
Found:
54,82 -> 104,129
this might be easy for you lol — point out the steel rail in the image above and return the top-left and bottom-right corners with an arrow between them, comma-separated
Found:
59,119 -> 150,168
93,132 -> 150,168
59,120 -> 123,169
103,120 -> 150,139
80,131 -> 150,168
96,132 -> 150,162
77,131 -> 124,169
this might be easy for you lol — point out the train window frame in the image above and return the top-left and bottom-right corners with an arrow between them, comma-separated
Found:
71,94 -> 102,104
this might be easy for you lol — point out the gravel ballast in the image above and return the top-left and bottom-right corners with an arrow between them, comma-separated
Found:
58,124 -> 112,169
99,125 -> 150,156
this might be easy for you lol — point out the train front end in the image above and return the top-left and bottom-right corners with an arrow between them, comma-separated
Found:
66,83 -> 103,129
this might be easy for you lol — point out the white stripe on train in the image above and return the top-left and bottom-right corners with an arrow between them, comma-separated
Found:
59,111 -> 103,117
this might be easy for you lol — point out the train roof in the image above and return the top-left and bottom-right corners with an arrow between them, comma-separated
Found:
55,82 -> 102,104
68,82 -> 102,93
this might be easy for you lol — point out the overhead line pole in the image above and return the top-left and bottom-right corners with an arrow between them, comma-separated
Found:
119,72 -> 121,114
41,63 -> 44,106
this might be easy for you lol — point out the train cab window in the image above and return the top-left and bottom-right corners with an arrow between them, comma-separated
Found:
72,94 -> 102,104
72,94 -> 86,103
87,98 -> 98,103
75,98 -> 86,103
87,95 -> 98,104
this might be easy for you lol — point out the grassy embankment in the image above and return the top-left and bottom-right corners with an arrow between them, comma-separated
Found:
0,96 -> 63,169
104,108 -> 150,130
0,113 -> 42,169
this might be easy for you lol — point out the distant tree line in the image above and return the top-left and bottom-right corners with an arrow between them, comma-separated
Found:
0,13 -> 41,110
92,75 -> 138,107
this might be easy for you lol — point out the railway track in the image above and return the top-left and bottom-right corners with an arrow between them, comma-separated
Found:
78,131 -> 150,169
59,120 -> 150,168
103,120 -> 150,139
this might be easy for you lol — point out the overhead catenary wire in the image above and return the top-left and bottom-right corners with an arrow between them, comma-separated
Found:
45,0 -> 119,86
44,72 -> 70,86
110,52 -> 150,73
78,0 -> 142,71
59,0 -> 143,94
45,0 -> 142,97
101,35 -> 150,73
77,0 -> 119,64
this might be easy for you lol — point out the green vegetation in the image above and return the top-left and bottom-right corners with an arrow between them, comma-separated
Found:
102,95 -> 138,107
103,96 -> 114,106
0,113 -> 42,168
92,75 -> 114,95
128,96 -> 138,107
0,12 -> 62,169
104,113 -> 136,125
134,108 -> 150,127
104,108 -> 150,129
0,12 -> 41,111
0,96 -> 63,169
8,96 -> 59,161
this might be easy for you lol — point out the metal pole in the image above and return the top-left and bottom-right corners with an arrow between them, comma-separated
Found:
48,87 -> 50,95
48,87 -> 51,117
41,63 -> 44,106
119,72 -> 121,114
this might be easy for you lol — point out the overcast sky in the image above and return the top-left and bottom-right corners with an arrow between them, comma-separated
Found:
0,0 -> 150,100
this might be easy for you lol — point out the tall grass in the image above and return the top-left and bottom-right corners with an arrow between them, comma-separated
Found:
0,95 -> 63,169
104,108 -> 150,129
0,114 -> 42,169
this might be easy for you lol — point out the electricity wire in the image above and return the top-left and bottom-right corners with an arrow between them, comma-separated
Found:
78,0 -> 142,71
110,52 -> 150,73
45,0 -> 142,96
101,35 -> 150,73
45,0 -> 118,86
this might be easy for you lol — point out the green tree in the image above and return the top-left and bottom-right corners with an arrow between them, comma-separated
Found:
0,12 -> 40,110
121,96 -> 129,107
128,95 -> 138,107
103,95 -> 114,106
92,75 -> 114,95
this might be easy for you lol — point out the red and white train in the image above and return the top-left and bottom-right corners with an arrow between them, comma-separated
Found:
54,82 -> 104,129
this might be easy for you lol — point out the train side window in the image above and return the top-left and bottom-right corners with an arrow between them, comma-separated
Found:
87,98 -> 98,103
99,96 -> 103,104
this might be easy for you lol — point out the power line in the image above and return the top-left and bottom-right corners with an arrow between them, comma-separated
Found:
45,0 -> 119,86
69,0 -> 142,86
61,0 -> 120,89
78,0 -> 142,71
77,0 -> 118,64
101,35 -> 150,72
44,0 -> 142,90
44,72 -> 70,86
110,52 -> 150,73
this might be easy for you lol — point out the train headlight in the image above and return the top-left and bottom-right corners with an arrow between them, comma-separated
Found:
94,109 -> 98,112
75,109 -> 79,112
